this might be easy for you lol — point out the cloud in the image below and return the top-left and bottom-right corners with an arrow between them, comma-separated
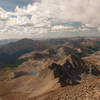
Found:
40,0 -> 100,26
51,25 -> 75,33
0,0 -> 100,39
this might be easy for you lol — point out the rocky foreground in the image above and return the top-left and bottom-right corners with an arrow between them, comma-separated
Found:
0,54 -> 100,100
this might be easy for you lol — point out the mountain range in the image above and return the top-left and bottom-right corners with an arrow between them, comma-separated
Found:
0,37 -> 100,100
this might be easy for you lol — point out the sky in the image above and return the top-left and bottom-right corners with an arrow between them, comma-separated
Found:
0,0 -> 100,39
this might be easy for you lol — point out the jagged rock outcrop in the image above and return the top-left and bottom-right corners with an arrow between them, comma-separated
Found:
49,54 -> 100,87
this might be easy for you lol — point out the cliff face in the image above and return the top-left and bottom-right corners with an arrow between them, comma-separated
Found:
49,54 -> 100,87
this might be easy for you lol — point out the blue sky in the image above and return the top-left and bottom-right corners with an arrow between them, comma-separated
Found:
0,0 -> 36,11
0,0 -> 100,39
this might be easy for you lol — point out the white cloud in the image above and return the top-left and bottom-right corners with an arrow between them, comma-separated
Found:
40,0 -> 100,26
51,25 -> 75,31
79,27 -> 91,32
97,28 -> 100,31
0,0 -> 100,39
85,24 -> 95,28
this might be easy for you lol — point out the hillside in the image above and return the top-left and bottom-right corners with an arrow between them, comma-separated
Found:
0,39 -> 53,67
0,54 -> 100,100
83,51 -> 100,66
